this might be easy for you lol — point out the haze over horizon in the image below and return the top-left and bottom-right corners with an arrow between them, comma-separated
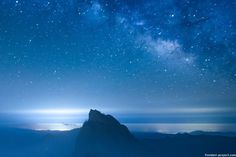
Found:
0,0 -> 236,132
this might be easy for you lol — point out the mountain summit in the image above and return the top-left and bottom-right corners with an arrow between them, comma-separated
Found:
88,109 -> 121,125
82,109 -> 134,140
76,109 -> 153,157
78,109 -> 134,143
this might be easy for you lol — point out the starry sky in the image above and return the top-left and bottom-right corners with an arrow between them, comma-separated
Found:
0,0 -> 236,132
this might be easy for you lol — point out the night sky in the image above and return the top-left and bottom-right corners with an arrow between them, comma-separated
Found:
0,0 -> 236,132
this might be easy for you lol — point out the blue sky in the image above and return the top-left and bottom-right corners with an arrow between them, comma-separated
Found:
0,0 -> 236,132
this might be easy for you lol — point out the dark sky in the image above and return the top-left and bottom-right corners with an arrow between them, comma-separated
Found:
0,0 -> 236,131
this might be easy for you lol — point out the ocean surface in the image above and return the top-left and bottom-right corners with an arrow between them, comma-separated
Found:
8,122 -> 236,134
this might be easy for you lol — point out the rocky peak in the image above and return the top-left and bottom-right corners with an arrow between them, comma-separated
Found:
79,109 -> 134,141
88,109 -> 121,126
76,109 -> 152,157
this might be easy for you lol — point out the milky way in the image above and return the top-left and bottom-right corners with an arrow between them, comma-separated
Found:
0,0 -> 236,129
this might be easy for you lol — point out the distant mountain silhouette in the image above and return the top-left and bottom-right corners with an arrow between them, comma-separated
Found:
190,130 -> 236,137
76,109 -> 154,157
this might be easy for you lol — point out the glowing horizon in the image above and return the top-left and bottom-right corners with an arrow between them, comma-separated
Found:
3,106 -> 236,115
1,107 -> 236,132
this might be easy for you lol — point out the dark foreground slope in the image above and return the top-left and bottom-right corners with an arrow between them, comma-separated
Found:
0,127 -> 79,157
138,132 -> 236,157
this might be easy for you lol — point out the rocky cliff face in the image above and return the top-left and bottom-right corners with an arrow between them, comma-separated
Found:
79,109 -> 134,141
76,109 -> 153,157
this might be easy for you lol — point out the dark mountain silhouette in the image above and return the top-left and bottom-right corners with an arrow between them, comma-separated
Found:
80,109 -> 134,140
0,109 -> 236,157
76,109 -> 236,157
76,109 -> 154,157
